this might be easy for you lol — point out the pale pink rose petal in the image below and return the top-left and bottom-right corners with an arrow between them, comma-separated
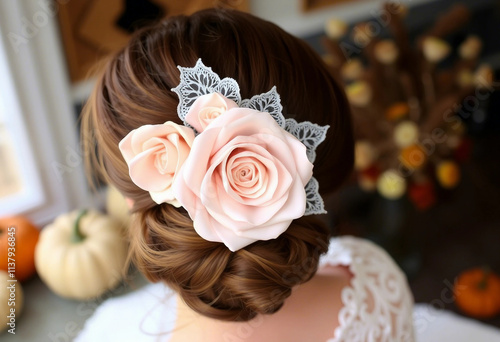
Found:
119,121 -> 195,206
221,152 -> 285,204
130,125 -> 172,155
173,109 -> 313,250
207,109 -> 279,152
138,123 -> 195,153
118,130 -> 137,163
233,219 -> 293,240
176,127 -> 221,198
205,177 -> 290,228
199,108 -> 223,130
119,125 -> 164,163
126,127 -> 193,192
120,123 -> 195,164
193,217 -> 255,252
284,134 -> 314,184
166,124 -> 197,150
203,148 -> 284,215
254,132 -> 312,184
208,135 -> 290,194
172,173 -> 199,217
145,134 -> 192,175
200,148 -> 292,228
212,134 -> 299,207
144,137 -> 179,174
128,146 -> 173,191
226,155 -> 267,197
150,189 -> 180,207
212,142 -> 284,205
231,159 -> 259,184
205,204 -> 301,247
185,93 -> 238,132
229,161 -> 267,197
191,201 -> 226,242
239,135 -> 301,203
200,198 -> 303,251
233,176 -> 307,234
204,218 -> 257,252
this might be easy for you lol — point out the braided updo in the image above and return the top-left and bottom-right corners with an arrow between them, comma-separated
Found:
82,8 -> 353,321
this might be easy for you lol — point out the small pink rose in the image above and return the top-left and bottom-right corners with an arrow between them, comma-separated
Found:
185,93 -> 238,132
119,121 -> 195,206
174,107 -> 313,251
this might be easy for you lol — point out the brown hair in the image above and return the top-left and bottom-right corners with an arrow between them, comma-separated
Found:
82,8 -> 353,321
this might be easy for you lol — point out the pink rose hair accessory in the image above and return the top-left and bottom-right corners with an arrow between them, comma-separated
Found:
174,109 -> 313,251
119,59 -> 329,251
119,122 -> 195,207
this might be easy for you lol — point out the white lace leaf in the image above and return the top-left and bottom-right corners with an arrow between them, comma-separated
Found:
304,177 -> 327,215
216,78 -> 241,103
240,86 -> 285,128
172,59 -> 241,124
285,119 -> 329,163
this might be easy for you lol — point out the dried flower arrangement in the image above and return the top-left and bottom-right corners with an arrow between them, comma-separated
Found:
322,2 -> 496,210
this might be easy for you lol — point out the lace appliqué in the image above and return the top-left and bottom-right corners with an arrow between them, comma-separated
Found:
172,59 -> 329,215
172,61 -> 241,125
320,237 -> 415,342
240,86 -> 285,128
285,119 -> 329,163
305,177 -> 326,215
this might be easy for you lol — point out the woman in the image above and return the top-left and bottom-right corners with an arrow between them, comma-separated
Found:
79,8 -> 414,341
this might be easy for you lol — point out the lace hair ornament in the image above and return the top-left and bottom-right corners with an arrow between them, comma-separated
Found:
119,59 -> 329,251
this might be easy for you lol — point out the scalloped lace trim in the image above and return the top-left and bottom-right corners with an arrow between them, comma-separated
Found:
320,237 -> 415,342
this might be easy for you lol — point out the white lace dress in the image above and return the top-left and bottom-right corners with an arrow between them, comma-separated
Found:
76,236 -> 415,342
322,237 -> 414,341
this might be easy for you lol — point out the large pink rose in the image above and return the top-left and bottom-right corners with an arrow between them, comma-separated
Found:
119,122 -> 195,206
173,108 -> 313,251
185,93 -> 238,132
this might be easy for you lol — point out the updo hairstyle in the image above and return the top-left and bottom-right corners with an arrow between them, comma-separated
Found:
82,8 -> 353,321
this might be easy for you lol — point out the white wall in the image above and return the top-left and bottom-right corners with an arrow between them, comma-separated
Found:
0,0 -> 97,224
250,0 -> 435,37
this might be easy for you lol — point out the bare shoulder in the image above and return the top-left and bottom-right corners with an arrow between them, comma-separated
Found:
263,266 -> 354,342
169,269 -> 354,342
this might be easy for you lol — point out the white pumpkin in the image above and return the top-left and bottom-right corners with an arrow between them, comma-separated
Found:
0,270 -> 23,333
106,186 -> 131,229
35,210 -> 128,300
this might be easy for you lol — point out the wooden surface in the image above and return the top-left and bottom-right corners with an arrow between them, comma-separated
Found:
57,0 -> 249,82
301,0 -> 359,12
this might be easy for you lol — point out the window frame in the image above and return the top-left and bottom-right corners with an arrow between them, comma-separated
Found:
0,0 -> 95,225
0,40 -> 45,214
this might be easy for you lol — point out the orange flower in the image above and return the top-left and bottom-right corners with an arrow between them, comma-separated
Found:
436,160 -> 460,189
399,144 -> 427,170
385,102 -> 409,121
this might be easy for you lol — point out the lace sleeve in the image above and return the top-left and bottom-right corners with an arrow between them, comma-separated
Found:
319,237 -> 415,342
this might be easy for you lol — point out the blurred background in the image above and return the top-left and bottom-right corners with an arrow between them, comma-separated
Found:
0,0 -> 499,340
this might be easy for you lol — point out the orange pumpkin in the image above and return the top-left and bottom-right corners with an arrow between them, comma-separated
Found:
0,216 -> 40,282
454,267 -> 500,319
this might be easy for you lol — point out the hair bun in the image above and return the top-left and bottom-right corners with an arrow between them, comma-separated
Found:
130,206 -> 329,321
